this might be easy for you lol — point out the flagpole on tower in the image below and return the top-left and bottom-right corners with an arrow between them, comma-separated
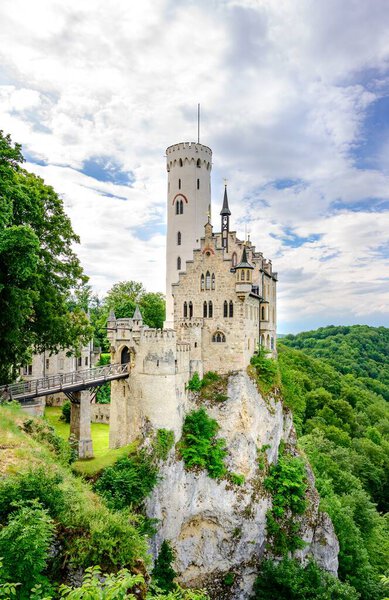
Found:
197,103 -> 200,143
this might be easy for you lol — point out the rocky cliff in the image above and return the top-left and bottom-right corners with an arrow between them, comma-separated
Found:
146,371 -> 339,600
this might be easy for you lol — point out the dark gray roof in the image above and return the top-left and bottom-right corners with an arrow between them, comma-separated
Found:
220,186 -> 231,216
235,246 -> 254,269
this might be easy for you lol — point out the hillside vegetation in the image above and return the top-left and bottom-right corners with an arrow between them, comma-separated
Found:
277,325 -> 388,600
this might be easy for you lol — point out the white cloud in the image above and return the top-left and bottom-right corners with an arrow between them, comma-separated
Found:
0,0 -> 388,332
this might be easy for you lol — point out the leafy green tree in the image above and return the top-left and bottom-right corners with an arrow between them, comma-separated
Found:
0,131 -> 91,382
152,540 -> 177,592
253,558 -> 360,600
0,501 -> 55,598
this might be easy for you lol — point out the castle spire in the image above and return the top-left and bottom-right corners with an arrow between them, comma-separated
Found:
220,182 -> 231,252
133,304 -> 143,322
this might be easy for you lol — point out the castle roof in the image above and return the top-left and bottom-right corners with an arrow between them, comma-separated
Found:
235,246 -> 254,269
133,304 -> 143,321
220,185 -> 231,216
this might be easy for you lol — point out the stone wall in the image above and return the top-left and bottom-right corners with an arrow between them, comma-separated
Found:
91,403 -> 110,424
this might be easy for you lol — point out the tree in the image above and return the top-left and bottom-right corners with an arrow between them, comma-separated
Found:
151,540 -> 177,592
0,131 -> 91,382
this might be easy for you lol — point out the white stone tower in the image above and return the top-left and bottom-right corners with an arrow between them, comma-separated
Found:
165,142 -> 212,327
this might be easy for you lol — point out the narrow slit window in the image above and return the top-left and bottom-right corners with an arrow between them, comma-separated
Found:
177,231 -> 181,245
224,300 -> 228,318
229,301 -> 233,317
201,273 -> 205,291
208,301 -> 213,318
211,273 -> 215,290
203,301 -> 207,318
177,256 -> 181,270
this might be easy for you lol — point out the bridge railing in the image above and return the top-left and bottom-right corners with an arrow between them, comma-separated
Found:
0,363 -> 129,402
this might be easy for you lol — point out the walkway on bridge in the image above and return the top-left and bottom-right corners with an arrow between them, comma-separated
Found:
0,363 -> 129,404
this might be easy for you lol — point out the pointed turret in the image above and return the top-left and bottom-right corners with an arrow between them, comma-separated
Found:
108,309 -> 116,322
235,246 -> 254,270
220,185 -> 231,216
220,183 -> 231,251
235,244 -> 254,298
133,304 -> 143,322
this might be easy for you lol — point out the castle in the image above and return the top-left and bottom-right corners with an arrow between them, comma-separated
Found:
107,142 -> 277,448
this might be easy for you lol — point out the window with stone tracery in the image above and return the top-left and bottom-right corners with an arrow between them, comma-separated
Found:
205,271 -> 211,290
212,332 -> 226,343
201,273 -> 205,291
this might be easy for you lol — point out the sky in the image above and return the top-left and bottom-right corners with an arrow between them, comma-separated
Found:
0,0 -> 388,334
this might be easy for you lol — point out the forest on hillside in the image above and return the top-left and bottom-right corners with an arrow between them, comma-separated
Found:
273,325 -> 388,600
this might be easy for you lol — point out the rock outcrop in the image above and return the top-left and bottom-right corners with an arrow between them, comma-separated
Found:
146,371 -> 339,599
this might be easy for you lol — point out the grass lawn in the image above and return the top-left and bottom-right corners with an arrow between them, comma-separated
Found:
44,406 -> 136,477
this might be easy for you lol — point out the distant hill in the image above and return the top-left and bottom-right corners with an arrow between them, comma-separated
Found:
277,325 -> 389,600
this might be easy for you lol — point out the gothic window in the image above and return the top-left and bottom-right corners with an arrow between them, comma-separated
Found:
223,300 -> 228,318
180,200 -> 184,214
197,158 -> 201,167
177,256 -> 181,270
179,158 -> 183,167
241,270 -> 245,281
178,178 -> 181,189
261,306 -> 265,320
201,273 -> 205,291
189,301 -> 193,318
208,301 -> 213,318
183,302 -> 188,318
246,270 -> 250,281
212,332 -> 226,343
229,301 -> 233,317
211,273 -> 215,290
232,252 -> 237,267
203,301 -> 207,318
205,271 -> 211,290
177,231 -> 181,245
197,178 -> 200,189
176,201 -> 179,215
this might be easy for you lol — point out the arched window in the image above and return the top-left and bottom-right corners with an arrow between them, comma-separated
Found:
179,158 -> 183,167
189,301 -> 193,318
179,200 -> 184,214
261,306 -> 265,320
232,252 -> 237,267
203,301 -> 207,318
229,301 -> 233,317
246,270 -> 250,281
197,178 -> 200,190
205,271 -> 211,290
223,300 -> 228,318
197,158 -> 201,167
176,201 -> 179,215
201,274 -> 205,291
177,231 -> 181,245
241,270 -> 245,281
211,273 -> 215,290
177,256 -> 181,270
183,302 -> 187,318
178,178 -> 181,189
212,332 -> 226,343
208,301 -> 213,318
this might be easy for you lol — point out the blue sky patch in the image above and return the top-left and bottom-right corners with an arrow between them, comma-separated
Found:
351,95 -> 389,170
330,197 -> 389,213
271,178 -> 304,190
271,227 -> 322,248
81,156 -> 134,185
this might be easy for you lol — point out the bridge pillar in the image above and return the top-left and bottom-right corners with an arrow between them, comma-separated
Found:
69,390 -> 94,459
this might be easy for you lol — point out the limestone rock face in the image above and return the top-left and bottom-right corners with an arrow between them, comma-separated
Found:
146,371 -> 338,599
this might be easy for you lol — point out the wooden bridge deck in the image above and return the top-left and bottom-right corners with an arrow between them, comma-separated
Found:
0,363 -> 129,403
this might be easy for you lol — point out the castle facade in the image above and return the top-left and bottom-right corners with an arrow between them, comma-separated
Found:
108,141 -> 277,447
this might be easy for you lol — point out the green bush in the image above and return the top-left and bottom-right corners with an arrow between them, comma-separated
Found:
94,451 -> 159,510
0,501 -> 55,598
152,540 -> 177,592
23,418 -> 76,465
60,401 -> 71,423
179,408 -> 227,479
250,349 -> 279,394
229,473 -> 245,486
253,558 -> 360,600
186,372 -> 202,392
153,429 -> 175,461
264,452 -> 307,555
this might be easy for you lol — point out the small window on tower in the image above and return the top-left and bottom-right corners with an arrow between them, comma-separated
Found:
229,300 -> 234,317
183,302 -> 188,318
197,158 -> 201,167
176,202 -> 179,215
177,231 -> 181,245
208,301 -> 213,318
203,301 -> 207,318
180,200 -> 184,214
201,274 -> 205,291
178,178 -> 181,189
177,256 -> 181,270
179,158 -> 183,167
197,178 -> 200,190
223,300 -> 228,318
205,271 -> 211,290
211,273 -> 215,290
189,301 -> 193,318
